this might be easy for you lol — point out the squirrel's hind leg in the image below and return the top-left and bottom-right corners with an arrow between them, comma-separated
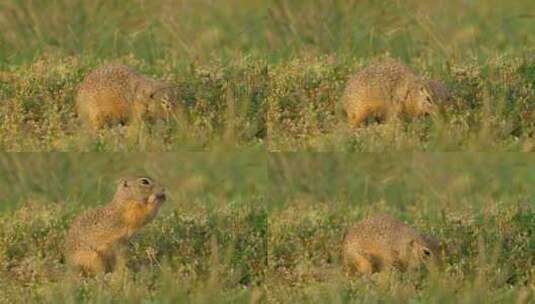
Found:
69,250 -> 108,276
344,251 -> 374,275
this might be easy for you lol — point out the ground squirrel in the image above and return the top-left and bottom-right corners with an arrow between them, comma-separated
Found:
64,176 -> 166,275
342,59 -> 448,126
76,64 -> 180,130
343,214 -> 442,274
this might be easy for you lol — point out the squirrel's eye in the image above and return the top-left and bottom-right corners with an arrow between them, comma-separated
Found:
139,178 -> 151,186
423,249 -> 432,256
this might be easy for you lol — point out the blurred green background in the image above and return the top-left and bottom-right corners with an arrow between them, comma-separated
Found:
0,152 -> 267,211
268,153 -> 535,211
0,0 -> 532,65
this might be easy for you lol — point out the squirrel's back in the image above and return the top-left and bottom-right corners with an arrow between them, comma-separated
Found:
344,214 -> 418,249
349,59 -> 416,89
64,206 -> 121,258
79,64 -> 138,91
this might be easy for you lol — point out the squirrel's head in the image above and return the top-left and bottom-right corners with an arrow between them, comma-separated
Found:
149,86 -> 179,114
426,79 -> 453,107
135,81 -> 179,120
407,234 -> 444,270
113,176 -> 166,208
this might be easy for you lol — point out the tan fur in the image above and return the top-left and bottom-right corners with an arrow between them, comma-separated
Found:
343,59 -> 447,127
64,176 -> 166,275
343,214 -> 442,275
76,64 -> 179,130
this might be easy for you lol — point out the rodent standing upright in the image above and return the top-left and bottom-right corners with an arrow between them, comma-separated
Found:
343,214 -> 442,274
76,64 -> 180,130
64,176 -> 166,275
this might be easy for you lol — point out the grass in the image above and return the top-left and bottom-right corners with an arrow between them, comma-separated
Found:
0,153 -> 533,302
267,52 -> 535,151
267,153 -> 534,303
0,0 -> 533,151
0,152 -> 268,303
0,55 -> 268,151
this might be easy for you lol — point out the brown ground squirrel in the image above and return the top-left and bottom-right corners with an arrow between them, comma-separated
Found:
64,176 -> 166,275
343,214 -> 442,274
76,64 -> 180,130
342,59 -> 449,126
